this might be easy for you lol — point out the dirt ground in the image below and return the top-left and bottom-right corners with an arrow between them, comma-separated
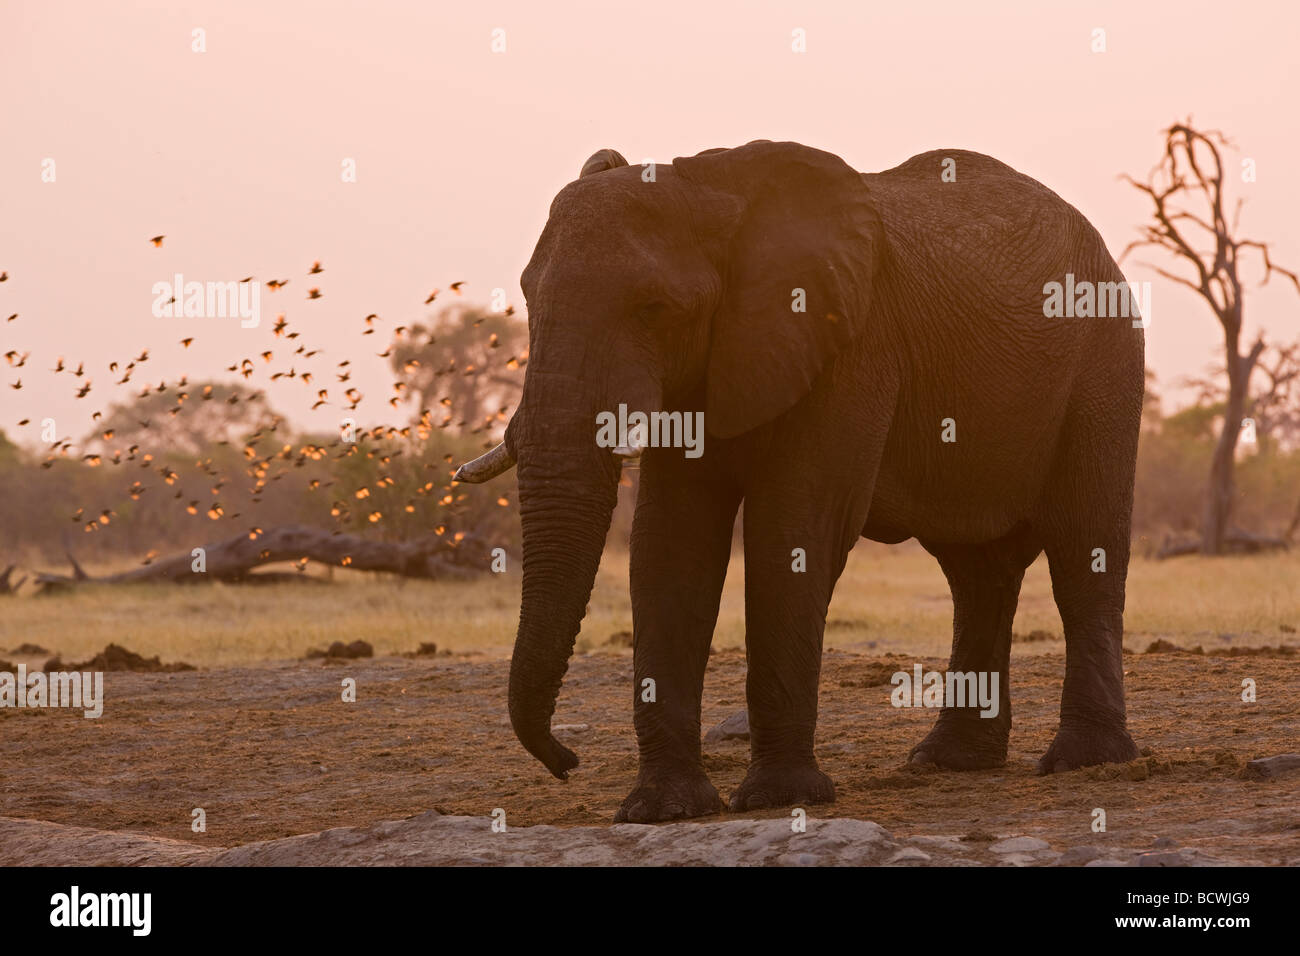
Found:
1,643 -> 1297,863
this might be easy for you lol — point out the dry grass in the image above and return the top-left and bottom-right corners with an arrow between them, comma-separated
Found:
1,542 -> 1296,668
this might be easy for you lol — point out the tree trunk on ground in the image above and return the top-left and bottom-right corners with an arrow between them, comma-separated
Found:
1158,528 -> 1289,559
30,524 -> 493,592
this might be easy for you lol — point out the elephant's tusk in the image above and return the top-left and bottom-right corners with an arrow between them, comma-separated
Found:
612,439 -> 644,459
453,442 -> 516,483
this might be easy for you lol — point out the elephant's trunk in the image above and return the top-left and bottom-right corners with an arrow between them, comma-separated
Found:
507,382 -> 621,779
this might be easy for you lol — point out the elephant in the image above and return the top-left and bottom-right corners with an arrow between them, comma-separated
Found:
456,140 -> 1144,822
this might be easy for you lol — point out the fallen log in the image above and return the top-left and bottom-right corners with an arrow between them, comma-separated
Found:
31,524 -> 495,592
0,565 -> 28,595
1156,528 -> 1291,560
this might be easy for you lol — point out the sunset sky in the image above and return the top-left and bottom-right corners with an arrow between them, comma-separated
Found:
3,0 -> 1297,444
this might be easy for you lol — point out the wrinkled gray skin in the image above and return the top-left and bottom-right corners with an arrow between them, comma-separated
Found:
461,141 -> 1143,822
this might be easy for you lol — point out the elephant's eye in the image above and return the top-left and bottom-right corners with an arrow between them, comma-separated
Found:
635,302 -> 670,324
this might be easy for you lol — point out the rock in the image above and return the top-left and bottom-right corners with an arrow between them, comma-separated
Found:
1152,836 -> 1178,848
1132,848 -> 1224,867
552,723 -> 589,733
704,711 -> 750,743
1055,846 -> 1106,866
1241,754 -> 1300,780
886,847 -> 932,864
1085,858 -> 1129,867
989,836 -> 1051,854
0,814 -> 1062,866
907,835 -> 970,853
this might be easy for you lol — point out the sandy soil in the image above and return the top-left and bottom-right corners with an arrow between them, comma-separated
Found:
1,646 -> 1297,864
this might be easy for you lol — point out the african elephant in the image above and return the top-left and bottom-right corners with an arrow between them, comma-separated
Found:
456,140 -> 1143,822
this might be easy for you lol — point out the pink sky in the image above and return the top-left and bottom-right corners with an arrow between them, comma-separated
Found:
2,0 -> 1297,445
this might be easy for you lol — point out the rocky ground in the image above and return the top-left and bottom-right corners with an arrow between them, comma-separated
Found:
1,647 -> 1297,865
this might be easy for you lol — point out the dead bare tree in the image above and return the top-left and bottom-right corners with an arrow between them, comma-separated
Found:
1250,342 -> 1300,454
1122,120 -> 1300,554
1182,340 -> 1300,454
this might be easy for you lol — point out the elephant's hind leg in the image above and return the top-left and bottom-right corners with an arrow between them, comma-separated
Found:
1036,390 -> 1142,772
908,526 -> 1041,769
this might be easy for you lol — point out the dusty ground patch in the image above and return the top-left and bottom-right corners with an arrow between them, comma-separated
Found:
1,648 -> 1296,864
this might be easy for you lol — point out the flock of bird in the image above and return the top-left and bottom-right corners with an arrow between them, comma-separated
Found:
2,242 -> 524,561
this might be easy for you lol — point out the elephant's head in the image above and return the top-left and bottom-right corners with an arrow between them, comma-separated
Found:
455,140 -> 882,778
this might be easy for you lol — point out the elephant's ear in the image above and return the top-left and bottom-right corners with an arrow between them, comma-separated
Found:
579,148 -> 628,178
673,141 -> 882,439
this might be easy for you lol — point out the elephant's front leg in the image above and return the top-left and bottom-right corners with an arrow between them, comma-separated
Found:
729,484 -> 874,812
615,448 -> 740,823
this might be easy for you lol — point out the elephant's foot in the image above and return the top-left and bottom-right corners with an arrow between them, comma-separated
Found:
615,767 -> 722,823
728,761 -> 835,812
908,712 -> 1009,770
1037,719 -> 1138,774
